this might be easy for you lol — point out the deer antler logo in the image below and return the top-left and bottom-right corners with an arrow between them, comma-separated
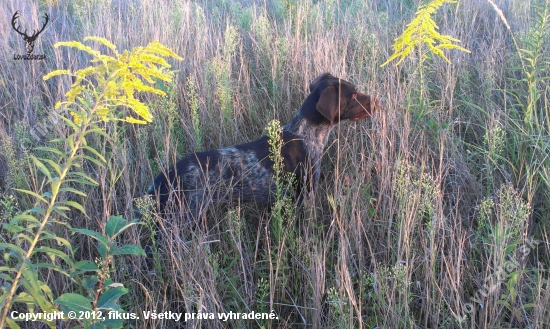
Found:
11,11 -> 49,55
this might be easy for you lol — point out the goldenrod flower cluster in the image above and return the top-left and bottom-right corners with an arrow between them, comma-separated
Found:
43,37 -> 183,125
381,0 -> 470,67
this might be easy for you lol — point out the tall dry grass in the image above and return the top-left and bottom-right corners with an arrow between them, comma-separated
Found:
1,0 -> 549,328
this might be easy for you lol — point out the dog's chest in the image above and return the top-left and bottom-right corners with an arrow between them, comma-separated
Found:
284,119 -> 331,179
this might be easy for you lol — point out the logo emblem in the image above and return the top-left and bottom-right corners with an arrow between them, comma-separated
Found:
11,11 -> 49,56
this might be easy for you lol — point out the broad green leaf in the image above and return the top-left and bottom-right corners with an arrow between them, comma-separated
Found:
82,275 -> 99,290
66,155 -> 83,169
30,207 -> 46,216
97,240 -> 108,259
30,155 -> 52,181
20,264 -> 57,313
11,213 -> 40,225
0,243 -> 26,256
111,244 -> 146,256
33,263 -> 70,277
65,178 -> 97,186
5,249 -> 24,263
74,260 -> 99,271
33,247 -> 72,265
81,145 -> 107,163
96,286 -> 129,309
51,178 -> 61,196
40,231 -> 72,250
51,206 -> 69,219
72,228 -> 109,244
59,187 -> 88,197
59,116 -> 80,132
71,261 -> 99,277
13,189 -> 48,204
41,158 -> 62,176
0,273 -> 13,281
35,146 -> 64,156
82,127 -> 110,138
55,293 -> 93,313
15,233 -> 33,245
82,154 -> 104,167
60,201 -> 87,215
0,265 -> 17,272
105,216 -> 126,238
106,217 -> 142,240
12,291 -> 34,304
47,137 -> 67,143
70,171 -> 99,185
3,224 -> 25,234
67,137 -> 76,153
77,96 -> 92,108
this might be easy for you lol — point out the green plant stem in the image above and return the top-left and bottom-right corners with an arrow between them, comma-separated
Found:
0,94 -> 103,328
93,255 -> 112,311
418,46 -> 425,104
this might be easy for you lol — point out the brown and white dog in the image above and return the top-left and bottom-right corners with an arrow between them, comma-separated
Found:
148,73 -> 379,217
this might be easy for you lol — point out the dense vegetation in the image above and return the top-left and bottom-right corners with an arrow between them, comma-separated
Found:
0,0 -> 548,328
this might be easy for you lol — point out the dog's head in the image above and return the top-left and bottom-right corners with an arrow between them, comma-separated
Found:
308,73 -> 379,125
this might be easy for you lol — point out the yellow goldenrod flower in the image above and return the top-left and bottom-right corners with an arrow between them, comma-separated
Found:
83,36 -> 118,54
381,0 -> 470,67
44,37 -> 182,128
43,69 -> 71,81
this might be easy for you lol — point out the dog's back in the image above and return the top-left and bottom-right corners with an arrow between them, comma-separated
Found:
148,131 -> 306,214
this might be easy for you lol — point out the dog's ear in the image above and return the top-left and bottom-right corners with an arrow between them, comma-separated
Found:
316,86 -> 339,124
310,73 -> 333,92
